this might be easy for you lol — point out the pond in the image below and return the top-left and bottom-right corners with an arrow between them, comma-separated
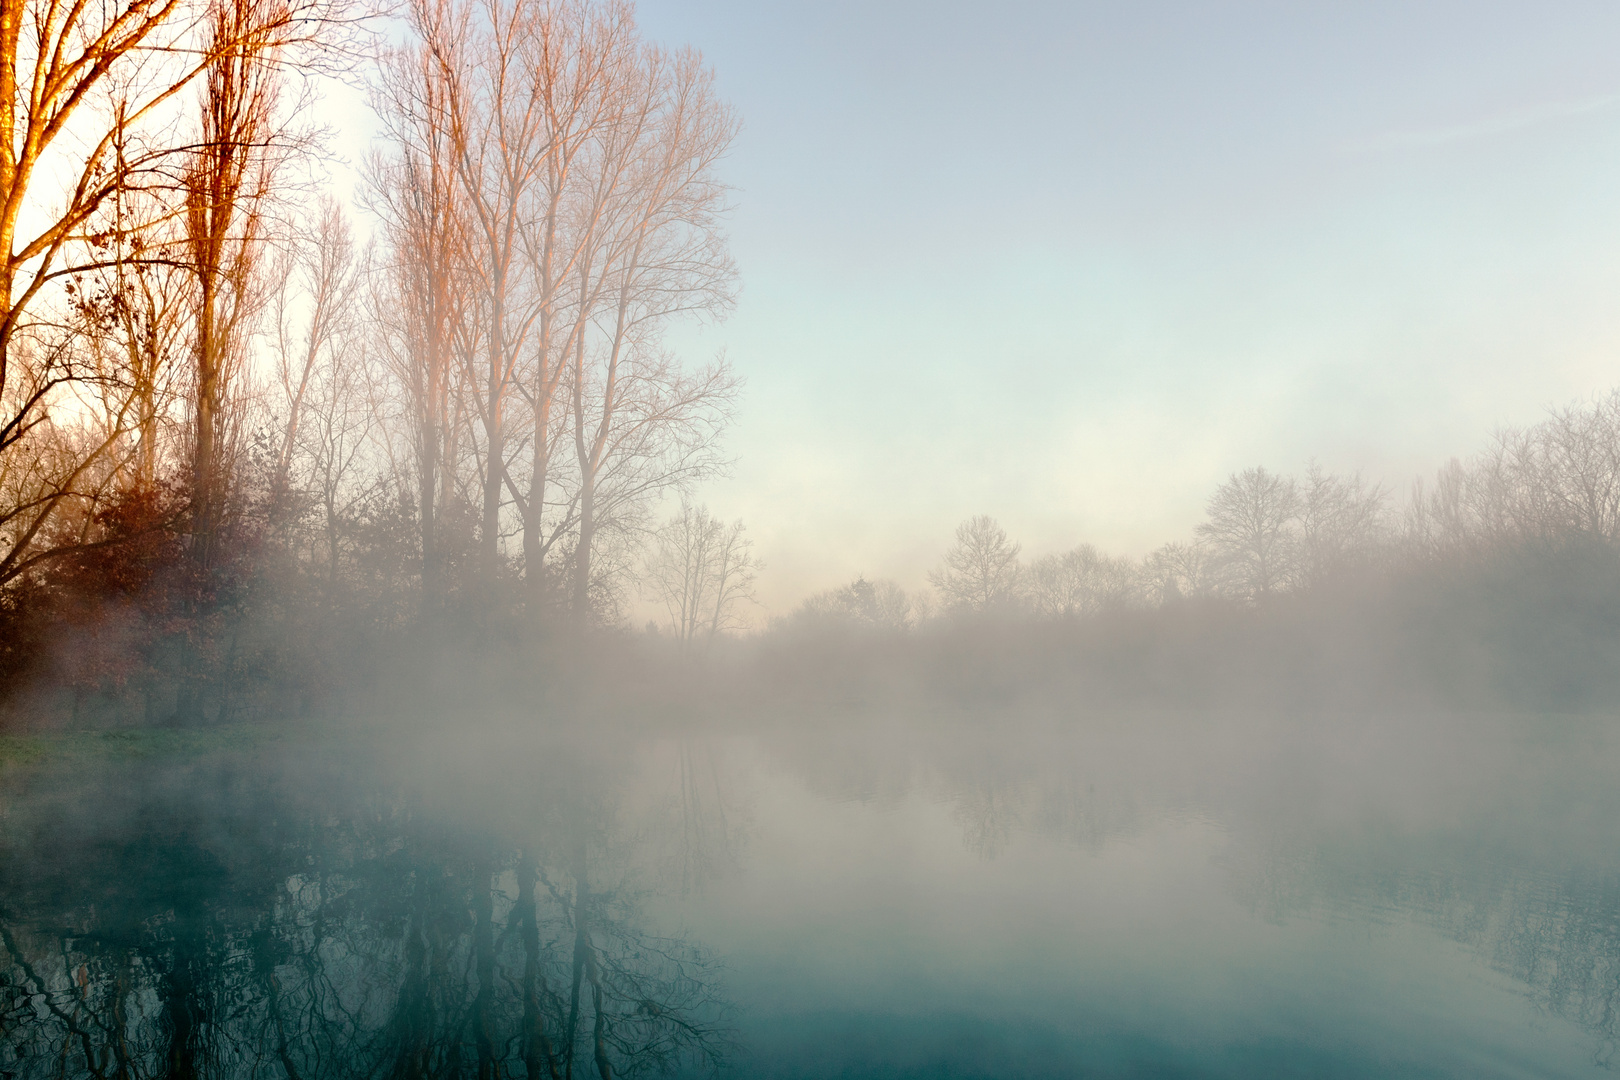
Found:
2,710 -> 1618,1078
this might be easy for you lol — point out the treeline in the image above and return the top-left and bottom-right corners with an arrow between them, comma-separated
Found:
764,389 -> 1620,626
0,0 -> 742,727
747,391 -> 1620,714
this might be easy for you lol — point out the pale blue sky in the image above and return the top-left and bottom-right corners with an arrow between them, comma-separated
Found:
622,2 -> 1620,613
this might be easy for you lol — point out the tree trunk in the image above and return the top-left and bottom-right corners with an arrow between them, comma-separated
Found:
473,853 -> 496,1080
524,419 -> 550,621
571,473 -> 594,637
518,853 -> 561,1080
480,297 -> 507,595
191,274 -> 219,572
419,417 -> 438,614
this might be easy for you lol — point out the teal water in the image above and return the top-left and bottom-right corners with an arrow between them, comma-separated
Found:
2,712 -> 1617,1077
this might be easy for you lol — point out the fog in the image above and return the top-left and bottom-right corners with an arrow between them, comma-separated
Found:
3,0 -> 1620,1076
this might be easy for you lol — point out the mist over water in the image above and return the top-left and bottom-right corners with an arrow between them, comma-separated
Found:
6,708 -> 1620,1078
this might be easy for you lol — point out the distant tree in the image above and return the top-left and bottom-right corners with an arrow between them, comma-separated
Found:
1027,544 -> 1137,617
1298,462 -> 1388,586
270,198 -> 363,505
1402,391 -> 1620,558
1141,541 -> 1212,604
645,503 -> 758,650
795,576 -> 914,631
1197,467 -> 1300,601
1403,458 -> 1473,557
1537,392 -> 1620,541
930,515 -> 1022,613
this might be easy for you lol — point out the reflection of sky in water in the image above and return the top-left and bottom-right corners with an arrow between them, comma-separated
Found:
4,713 -> 1620,1077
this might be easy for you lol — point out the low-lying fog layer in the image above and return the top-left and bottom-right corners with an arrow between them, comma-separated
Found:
3,709 -> 1619,1078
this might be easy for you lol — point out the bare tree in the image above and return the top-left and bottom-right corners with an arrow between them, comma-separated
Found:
793,576 -> 914,631
564,42 -> 738,634
69,178 -> 195,496
930,515 -> 1022,614
1402,391 -> 1620,558
513,0 -> 633,617
423,0 -> 558,587
645,502 -> 756,649
1141,541 -> 1212,604
1538,392 -> 1620,541
1297,462 -> 1387,586
271,197 -> 361,503
183,0 -> 312,569
1027,544 -> 1137,617
1197,466 -> 1300,601
1403,458 -> 1473,557
0,0 -> 337,589
370,8 -> 475,608
0,341 -> 136,588
368,0 -> 738,637
0,0 -> 200,475
270,198 -> 374,582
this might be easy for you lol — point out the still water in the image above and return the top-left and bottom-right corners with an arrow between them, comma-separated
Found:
2,710 -> 1619,1077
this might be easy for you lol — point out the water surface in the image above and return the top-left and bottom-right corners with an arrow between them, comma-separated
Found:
3,710 -> 1617,1077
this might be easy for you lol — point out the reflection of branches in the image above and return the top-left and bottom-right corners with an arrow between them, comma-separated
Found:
0,917 -> 118,1073
0,911 -> 173,1076
0,768 -> 734,1080
941,759 -> 1142,862
1463,871 -> 1620,1068
1222,835 -> 1620,1067
670,740 -> 742,897
948,773 -> 1026,860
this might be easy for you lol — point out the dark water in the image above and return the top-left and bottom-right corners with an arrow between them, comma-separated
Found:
3,711 -> 1620,1078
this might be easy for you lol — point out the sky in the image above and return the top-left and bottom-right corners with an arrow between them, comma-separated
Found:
324,2 -> 1620,618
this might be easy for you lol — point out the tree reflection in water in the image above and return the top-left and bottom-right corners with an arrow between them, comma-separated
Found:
0,741 -> 734,1079
1221,832 -> 1620,1068
906,717 -> 1620,1069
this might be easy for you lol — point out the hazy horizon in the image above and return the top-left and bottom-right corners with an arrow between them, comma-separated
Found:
594,1 -> 1620,616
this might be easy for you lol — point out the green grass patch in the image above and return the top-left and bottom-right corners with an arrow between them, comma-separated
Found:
0,724 -> 298,772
